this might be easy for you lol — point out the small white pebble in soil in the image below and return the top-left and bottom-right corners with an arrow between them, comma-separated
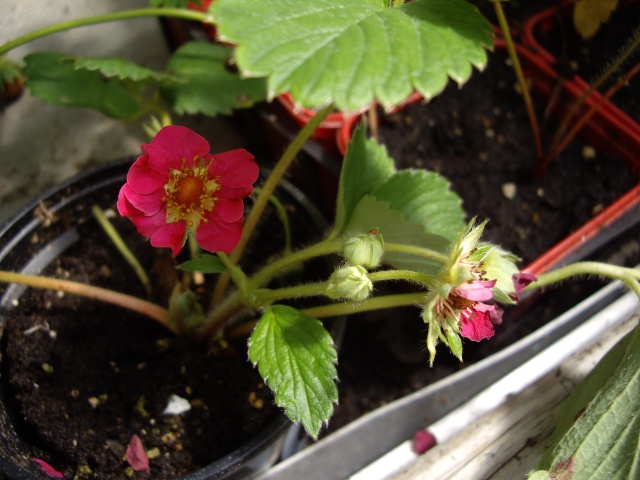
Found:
56,291 -> 65,299
103,208 -> 117,219
88,397 -> 101,408
582,145 -> 596,160
11,299 -> 19,307
41,363 -> 54,373
163,394 -> 191,415
502,183 -> 517,200
537,188 -> 545,197
70,389 -> 80,399
453,126 -> 463,136
485,128 -> 495,138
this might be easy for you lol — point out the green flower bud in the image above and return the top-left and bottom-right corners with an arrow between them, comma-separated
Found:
343,230 -> 385,268
326,265 -> 373,302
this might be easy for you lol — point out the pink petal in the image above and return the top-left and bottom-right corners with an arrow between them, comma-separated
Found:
511,272 -> 538,301
453,279 -> 496,302
460,304 -> 495,341
210,197 -> 245,223
33,458 -> 64,478
126,435 -> 150,473
143,142 -> 181,176
117,185 -> 140,218
196,214 -> 243,254
127,153 -> 166,195
210,149 -> 259,188
150,125 -> 210,166
412,430 -> 437,455
121,183 -> 165,217
131,209 -> 168,238
150,222 -> 187,257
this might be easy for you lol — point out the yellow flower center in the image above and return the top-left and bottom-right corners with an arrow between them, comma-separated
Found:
164,157 -> 220,233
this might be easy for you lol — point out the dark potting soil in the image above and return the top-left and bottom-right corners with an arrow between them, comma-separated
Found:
0,177 -> 329,479
320,39 -> 639,434
376,47 -> 637,267
532,1 -> 640,123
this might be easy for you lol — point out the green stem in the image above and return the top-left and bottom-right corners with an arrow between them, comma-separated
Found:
368,269 -> 434,286
217,251 -> 248,293
302,292 -> 424,319
493,0 -> 543,161
91,205 -> 151,296
384,242 -> 449,264
0,270 -> 172,331
0,8 -> 210,56
247,238 -> 343,290
211,103 -> 335,304
527,262 -> 640,292
255,282 -> 328,305
234,102 -> 335,264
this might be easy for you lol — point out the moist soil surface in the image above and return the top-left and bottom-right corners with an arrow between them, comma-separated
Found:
0,174 -> 332,479
320,32 -> 639,434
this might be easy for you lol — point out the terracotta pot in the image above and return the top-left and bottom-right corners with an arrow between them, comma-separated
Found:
0,159 -> 343,479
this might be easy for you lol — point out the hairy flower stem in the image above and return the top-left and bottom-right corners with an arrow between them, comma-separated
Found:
384,242 -> 449,264
368,269 -> 434,286
0,9 -> 210,56
91,205 -> 152,295
527,262 -> 640,295
302,292 -> 424,319
247,238 -> 343,290
0,271 -> 172,330
211,103 -> 335,304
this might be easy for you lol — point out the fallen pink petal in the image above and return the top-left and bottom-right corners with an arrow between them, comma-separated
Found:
33,458 -> 64,478
412,430 -> 437,454
126,434 -> 150,473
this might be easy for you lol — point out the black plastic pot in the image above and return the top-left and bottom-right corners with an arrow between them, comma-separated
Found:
0,159 -> 343,480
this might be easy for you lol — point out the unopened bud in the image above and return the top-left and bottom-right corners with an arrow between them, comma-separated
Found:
326,265 -> 372,302
343,230 -> 384,268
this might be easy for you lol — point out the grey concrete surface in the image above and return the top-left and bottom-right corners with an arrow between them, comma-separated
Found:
0,0 -> 244,225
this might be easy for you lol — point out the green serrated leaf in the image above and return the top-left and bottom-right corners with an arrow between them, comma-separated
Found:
346,196 -> 450,274
212,0 -> 493,111
333,122 -> 396,235
73,57 -> 173,83
371,169 -> 464,241
177,254 -> 227,273
23,52 -> 141,119
533,325 -> 640,479
248,305 -> 338,438
160,41 -> 267,116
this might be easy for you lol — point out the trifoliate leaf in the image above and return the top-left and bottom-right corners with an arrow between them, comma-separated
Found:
346,196 -> 450,275
177,254 -> 226,273
248,305 -> 338,438
73,57 -> 173,83
160,41 -> 267,116
573,0 -> 618,40
24,52 -> 141,119
531,325 -> 640,479
371,169 -> 465,242
333,122 -> 396,235
212,0 -> 493,111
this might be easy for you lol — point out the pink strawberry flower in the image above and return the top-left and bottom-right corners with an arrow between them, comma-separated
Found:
452,279 -> 499,341
118,126 -> 259,256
